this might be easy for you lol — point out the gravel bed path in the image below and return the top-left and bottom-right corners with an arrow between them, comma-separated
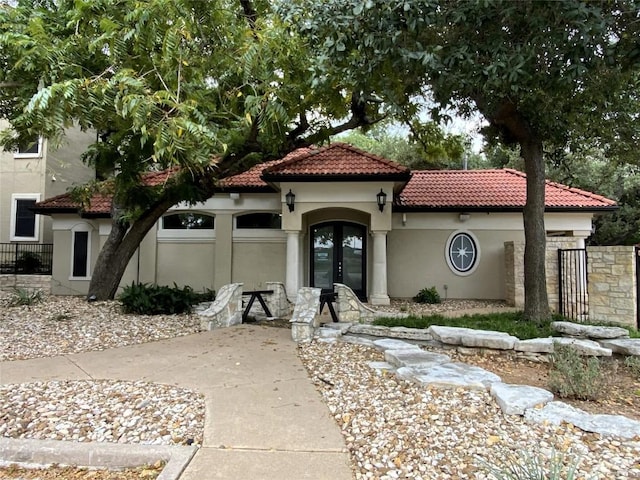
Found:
298,341 -> 640,480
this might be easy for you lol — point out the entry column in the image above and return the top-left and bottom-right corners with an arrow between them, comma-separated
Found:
286,230 -> 301,301
370,230 -> 390,305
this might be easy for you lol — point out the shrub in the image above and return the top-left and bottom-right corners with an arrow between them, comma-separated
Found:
413,286 -> 441,304
624,356 -> 640,380
15,251 -> 43,274
8,287 -> 44,306
548,343 -> 605,401
119,283 -> 215,315
478,448 -> 584,480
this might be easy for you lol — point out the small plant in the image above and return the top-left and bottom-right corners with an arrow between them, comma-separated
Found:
413,286 -> 441,304
548,343 -> 605,401
119,282 -> 215,315
624,356 -> 640,380
8,287 -> 44,306
478,448 -> 585,480
15,251 -> 43,274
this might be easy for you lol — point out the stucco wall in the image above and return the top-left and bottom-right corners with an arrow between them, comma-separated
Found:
155,241 -> 215,290
231,240 -> 286,290
388,227 -> 525,299
0,123 -> 95,244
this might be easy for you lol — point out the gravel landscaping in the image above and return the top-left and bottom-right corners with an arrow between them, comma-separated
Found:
2,293 -> 640,479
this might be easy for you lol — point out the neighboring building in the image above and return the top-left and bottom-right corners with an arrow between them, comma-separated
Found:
0,122 -> 96,245
33,143 -> 616,302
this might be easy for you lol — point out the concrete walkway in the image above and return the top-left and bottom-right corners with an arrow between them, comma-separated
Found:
0,325 -> 353,479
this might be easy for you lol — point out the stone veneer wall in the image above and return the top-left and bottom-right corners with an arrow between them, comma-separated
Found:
587,246 -> 637,328
0,274 -> 51,293
504,237 -> 580,311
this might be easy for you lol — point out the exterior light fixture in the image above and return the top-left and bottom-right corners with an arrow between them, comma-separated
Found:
376,189 -> 387,212
285,189 -> 295,212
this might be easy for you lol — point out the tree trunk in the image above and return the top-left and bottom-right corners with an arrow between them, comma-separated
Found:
520,139 -> 551,323
87,198 -> 176,300
483,99 -> 551,323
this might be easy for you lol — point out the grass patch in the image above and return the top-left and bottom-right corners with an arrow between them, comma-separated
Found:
372,311 -> 555,340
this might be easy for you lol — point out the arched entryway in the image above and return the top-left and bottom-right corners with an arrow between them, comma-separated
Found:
310,221 -> 367,300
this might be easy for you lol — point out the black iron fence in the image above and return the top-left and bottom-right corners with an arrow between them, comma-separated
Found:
0,243 -> 53,275
558,248 -> 588,321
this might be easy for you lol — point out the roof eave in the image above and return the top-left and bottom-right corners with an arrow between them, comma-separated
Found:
261,173 -> 412,183
393,205 -> 618,213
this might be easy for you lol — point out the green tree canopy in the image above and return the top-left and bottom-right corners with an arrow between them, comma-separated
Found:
0,0 -> 384,299
280,0 -> 640,322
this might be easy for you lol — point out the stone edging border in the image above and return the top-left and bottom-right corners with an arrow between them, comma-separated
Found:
0,438 -> 197,480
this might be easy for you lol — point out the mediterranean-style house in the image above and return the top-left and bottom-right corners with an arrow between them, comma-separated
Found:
33,143 -> 616,305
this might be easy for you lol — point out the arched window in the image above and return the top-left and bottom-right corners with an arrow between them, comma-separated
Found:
162,212 -> 214,230
445,230 -> 480,276
236,212 -> 281,229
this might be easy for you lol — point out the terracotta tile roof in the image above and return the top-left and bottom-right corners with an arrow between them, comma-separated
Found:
396,168 -> 617,211
219,148 -> 313,189
33,169 -> 179,217
261,143 -> 410,180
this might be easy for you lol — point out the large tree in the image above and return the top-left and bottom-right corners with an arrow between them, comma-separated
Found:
280,0 -> 640,322
0,0 -> 383,299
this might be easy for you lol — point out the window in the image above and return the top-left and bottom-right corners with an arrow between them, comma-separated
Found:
14,137 -> 42,158
162,212 -> 214,230
10,194 -> 40,241
70,224 -> 92,279
236,212 -> 282,229
445,230 -> 480,276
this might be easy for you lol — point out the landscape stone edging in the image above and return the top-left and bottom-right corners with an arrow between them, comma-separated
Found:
0,438 -> 197,480
340,335 -> 640,439
327,322 -> 640,358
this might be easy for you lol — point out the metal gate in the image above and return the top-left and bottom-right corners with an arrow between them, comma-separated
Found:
558,248 -> 588,321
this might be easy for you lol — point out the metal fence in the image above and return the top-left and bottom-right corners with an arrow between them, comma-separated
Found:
558,248 -> 588,321
0,243 -> 53,275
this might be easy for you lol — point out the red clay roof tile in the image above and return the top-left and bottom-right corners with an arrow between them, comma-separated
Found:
262,142 -> 410,178
396,168 -> 616,210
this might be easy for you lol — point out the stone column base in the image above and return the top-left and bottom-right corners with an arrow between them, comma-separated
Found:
369,294 -> 390,306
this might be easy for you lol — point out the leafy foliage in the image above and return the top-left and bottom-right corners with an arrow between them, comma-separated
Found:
413,286 -> 441,304
8,287 -> 44,306
548,343 -> 605,401
15,251 -> 43,274
373,311 -> 555,340
119,282 -> 215,315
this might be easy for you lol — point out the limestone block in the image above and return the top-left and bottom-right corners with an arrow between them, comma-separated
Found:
321,322 -> 353,334
524,401 -> 640,439
385,350 -> 450,368
429,325 -> 517,350
289,287 -> 321,325
551,321 -> 630,339
597,339 -> 640,356
198,283 -> 243,330
372,338 -> 421,352
291,323 -> 315,343
317,327 -> 342,339
348,324 -> 390,337
340,335 -> 375,347
490,383 -> 554,415
265,282 -> 291,318
367,361 -> 396,375
387,327 -> 432,341
401,362 -> 501,390
515,337 -> 612,356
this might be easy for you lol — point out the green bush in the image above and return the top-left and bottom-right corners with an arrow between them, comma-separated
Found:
119,283 -> 215,315
548,343 -> 605,401
8,287 -> 44,306
624,356 -> 640,380
15,251 -> 43,274
413,286 -> 441,304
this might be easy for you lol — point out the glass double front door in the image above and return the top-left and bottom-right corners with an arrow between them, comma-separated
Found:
311,222 -> 366,300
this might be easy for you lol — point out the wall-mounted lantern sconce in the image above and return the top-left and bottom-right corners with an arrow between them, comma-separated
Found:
459,213 -> 470,222
285,189 -> 295,212
229,192 -> 240,201
376,189 -> 387,212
